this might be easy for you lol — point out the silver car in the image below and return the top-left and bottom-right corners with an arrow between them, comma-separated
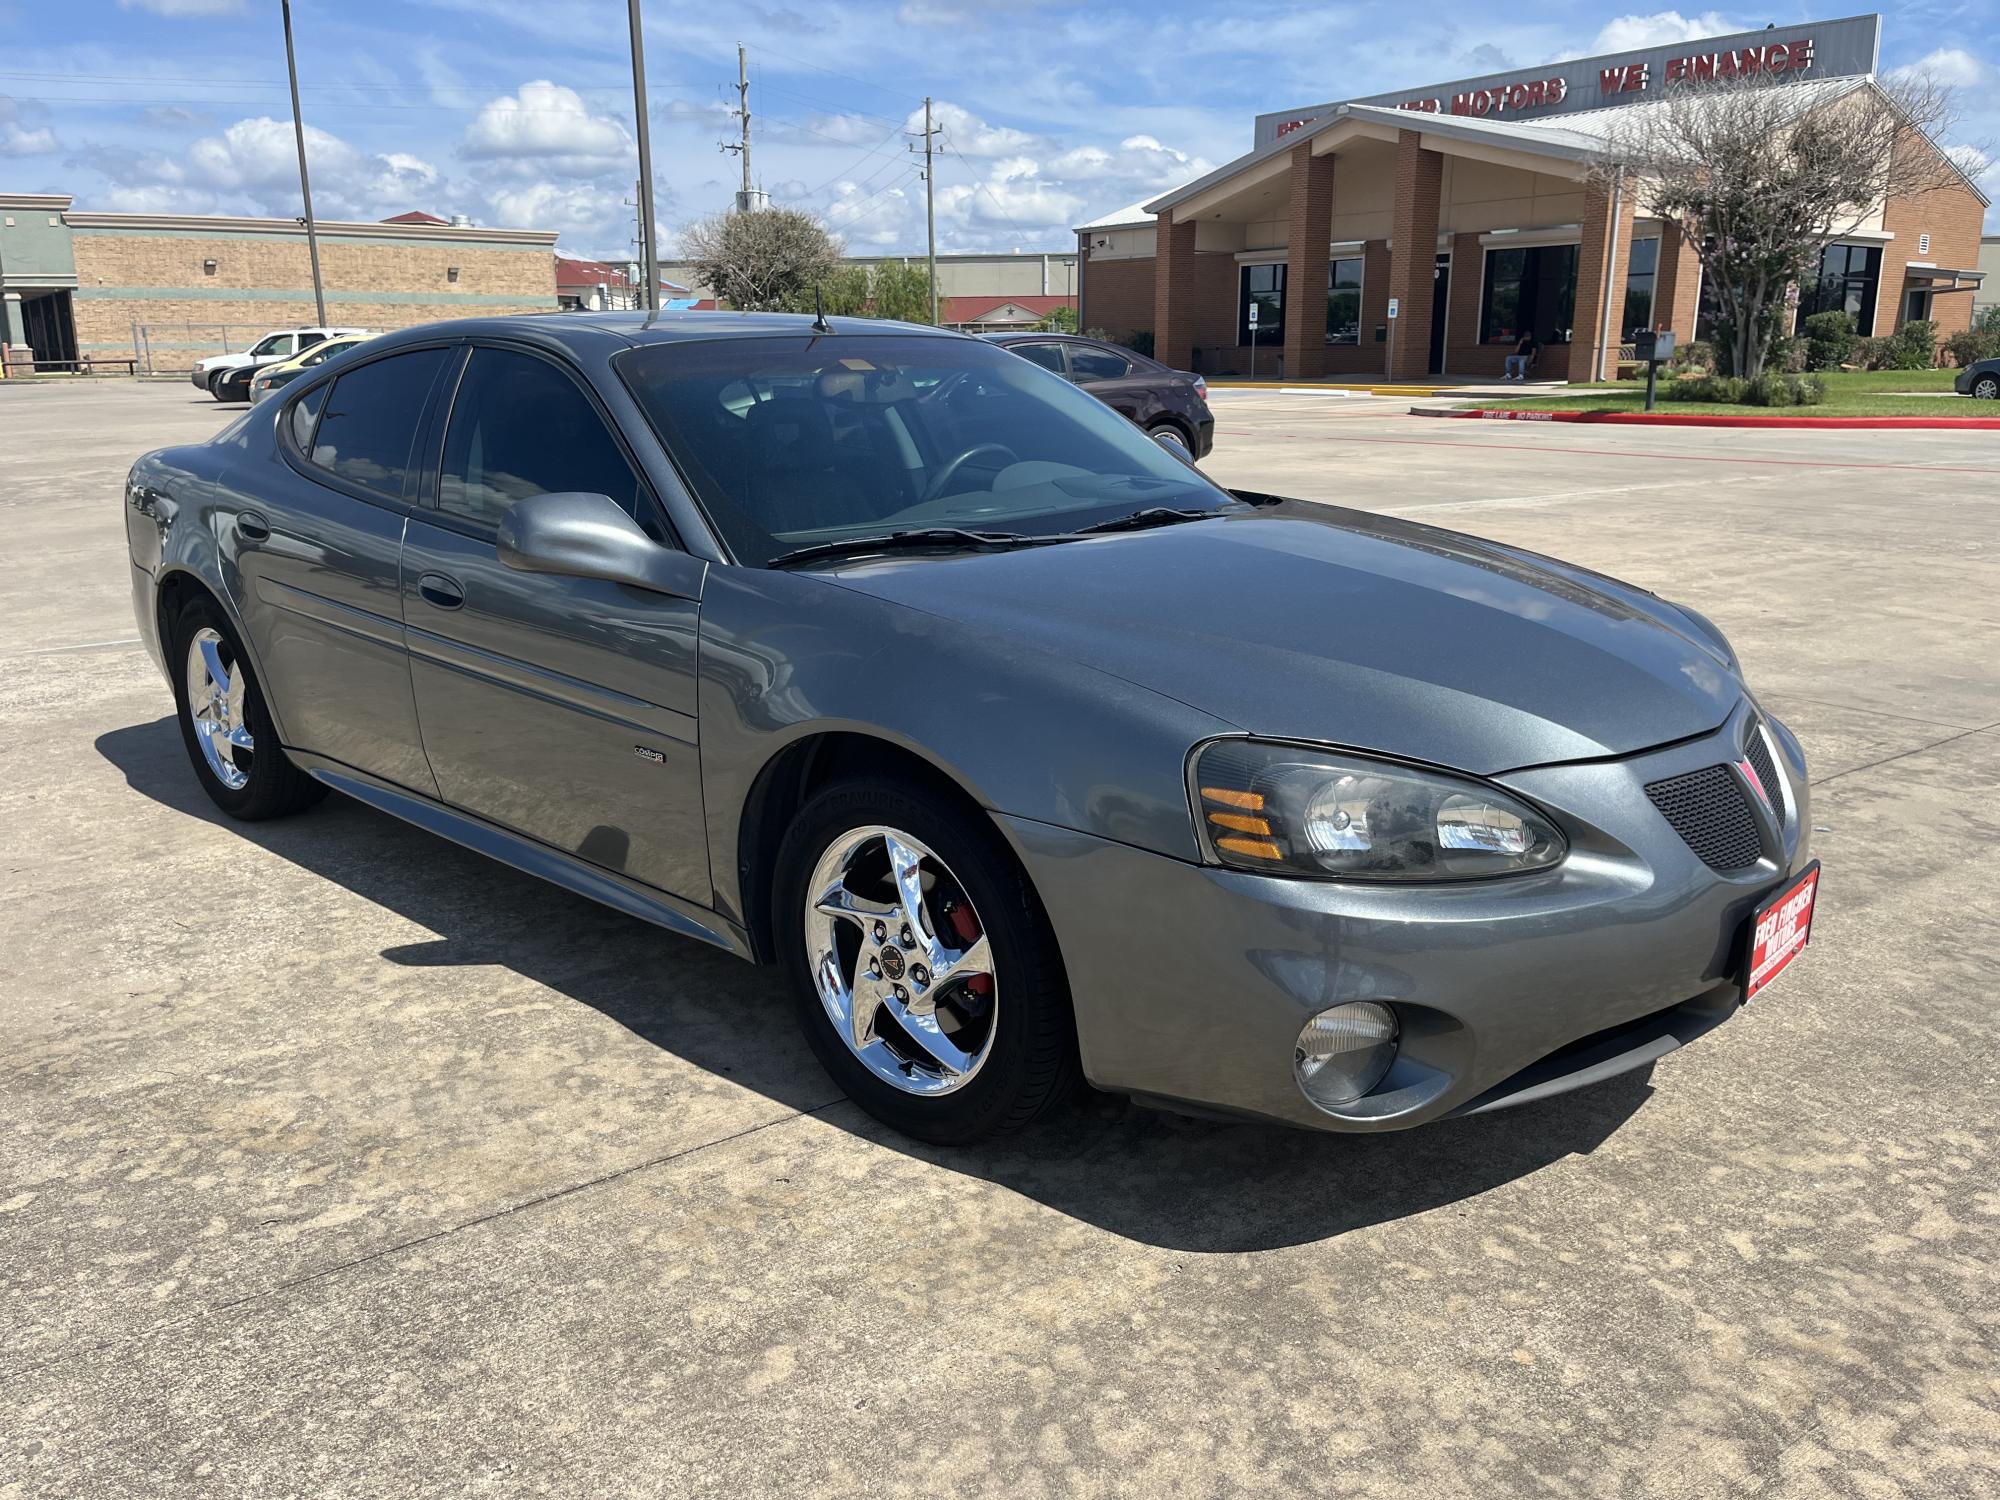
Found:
124,314 -> 1819,1143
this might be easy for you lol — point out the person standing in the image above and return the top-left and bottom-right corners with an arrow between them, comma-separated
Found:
1506,331 -> 1540,381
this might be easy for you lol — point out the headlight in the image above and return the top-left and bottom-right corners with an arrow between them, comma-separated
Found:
1190,739 -> 1566,881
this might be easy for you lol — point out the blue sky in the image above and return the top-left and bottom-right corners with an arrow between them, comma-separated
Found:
1,2 -> 1994,260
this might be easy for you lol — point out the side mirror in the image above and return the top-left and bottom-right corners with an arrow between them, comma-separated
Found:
497,492 -> 691,597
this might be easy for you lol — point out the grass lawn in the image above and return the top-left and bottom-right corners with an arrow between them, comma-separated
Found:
1467,368 -> 1971,416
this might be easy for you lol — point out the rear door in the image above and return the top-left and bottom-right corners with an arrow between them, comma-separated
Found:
234,342 -> 455,794
399,342 -> 711,902
1004,340 -> 1070,379
1065,340 -> 1148,422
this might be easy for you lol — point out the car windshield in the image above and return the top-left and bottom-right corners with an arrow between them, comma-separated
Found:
616,333 -> 1231,567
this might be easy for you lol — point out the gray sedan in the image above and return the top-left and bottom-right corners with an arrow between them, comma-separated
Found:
124,313 -> 1819,1143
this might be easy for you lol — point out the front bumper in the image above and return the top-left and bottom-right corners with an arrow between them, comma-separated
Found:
1003,699 -> 1812,1133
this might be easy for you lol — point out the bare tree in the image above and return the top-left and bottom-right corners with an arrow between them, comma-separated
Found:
1588,72 -> 1964,380
679,205 -> 843,312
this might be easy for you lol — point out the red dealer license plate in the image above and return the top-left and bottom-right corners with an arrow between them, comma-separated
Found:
1744,861 -> 1821,1000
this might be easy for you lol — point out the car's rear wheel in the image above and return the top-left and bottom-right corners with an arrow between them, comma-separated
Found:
1974,374 -> 1999,400
1147,420 -> 1194,462
775,778 -> 1079,1143
169,596 -> 325,820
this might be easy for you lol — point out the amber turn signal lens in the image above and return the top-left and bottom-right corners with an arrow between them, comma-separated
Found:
1206,811 -> 1271,835
1200,786 -> 1264,811
1214,835 -> 1283,861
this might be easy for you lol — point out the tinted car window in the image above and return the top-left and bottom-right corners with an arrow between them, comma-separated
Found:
298,332 -> 327,351
1008,342 -> 1067,374
439,348 -> 645,531
617,334 -> 1229,568
308,346 -> 449,500
1070,345 -> 1132,382
289,383 -> 327,451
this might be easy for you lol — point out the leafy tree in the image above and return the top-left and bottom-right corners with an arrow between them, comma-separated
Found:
679,206 -> 842,313
1590,72 -> 1960,381
1037,305 -> 1079,333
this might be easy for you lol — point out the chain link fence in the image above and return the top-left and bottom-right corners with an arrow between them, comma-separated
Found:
131,322 -> 286,375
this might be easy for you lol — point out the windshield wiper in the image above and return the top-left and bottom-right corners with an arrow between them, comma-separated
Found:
766,527 -> 1066,570
1068,506 -> 1223,536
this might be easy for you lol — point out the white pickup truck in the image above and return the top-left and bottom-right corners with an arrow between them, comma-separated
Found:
190,326 -> 368,399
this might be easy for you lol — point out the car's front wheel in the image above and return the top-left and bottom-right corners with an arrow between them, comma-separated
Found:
1973,374 -> 1999,400
775,778 -> 1079,1143
1147,420 -> 1195,463
169,596 -> 325,820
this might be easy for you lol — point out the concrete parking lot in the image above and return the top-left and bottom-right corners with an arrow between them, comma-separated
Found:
3,380 -> 1996,1499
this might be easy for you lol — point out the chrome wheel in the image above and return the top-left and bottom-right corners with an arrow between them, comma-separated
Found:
804,824 -> 997,1096
184,626 -> 253,790
1149,424 -> 1194,462
1974,376 -> 1999,400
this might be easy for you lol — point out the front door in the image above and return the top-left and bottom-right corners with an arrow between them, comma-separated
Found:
399,343 -> 711,903
1429,255 -> 1451,375
1903,288 -> 1931,326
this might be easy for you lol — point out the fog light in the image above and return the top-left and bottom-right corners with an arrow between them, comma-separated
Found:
1294,1002 -> 1399,1109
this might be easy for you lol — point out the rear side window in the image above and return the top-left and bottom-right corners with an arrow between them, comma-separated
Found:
308,347 -> 449,500
289,383 -> 327,451
1070,345 -> 1131,382
1008,342 -> 1067,375
439,347 -> 645,530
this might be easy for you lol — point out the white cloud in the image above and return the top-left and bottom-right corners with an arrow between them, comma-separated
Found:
487,180 -> 622,236
921,101 -> 1035,158
462,81 -> 632,175
1,98 -> 57,156
1891,47 -> 1990,88
116,0 -> 245,15
1589,11 -> 1737,55
1945,143 -> 1994,185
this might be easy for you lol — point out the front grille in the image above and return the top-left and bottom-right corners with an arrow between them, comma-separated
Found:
1645,765 -> 1764,871
1744,727 -> 1783,817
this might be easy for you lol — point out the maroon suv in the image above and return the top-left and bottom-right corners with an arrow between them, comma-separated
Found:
984,332 -> 1214,460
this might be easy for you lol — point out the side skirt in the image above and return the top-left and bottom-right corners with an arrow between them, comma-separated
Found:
293,752 -> 755,961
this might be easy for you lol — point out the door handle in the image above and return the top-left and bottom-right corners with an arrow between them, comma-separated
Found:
237,511 -> 271,542
417,572 -> 465,610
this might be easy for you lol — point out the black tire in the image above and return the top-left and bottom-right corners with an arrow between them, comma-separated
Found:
169,594 -> 326,821
1147,419 -> 1195,462
774,777 -> 1081,1144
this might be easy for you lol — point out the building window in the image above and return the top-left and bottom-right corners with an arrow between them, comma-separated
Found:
1796,243 -> 1881,333
1480,244 -> 1578,344
1622,237 -> 1658,339
1240,263 -> 1284,346
1326,257 -> 1363,345
447,265 -> 461,284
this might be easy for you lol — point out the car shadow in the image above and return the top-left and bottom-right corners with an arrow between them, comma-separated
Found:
97,715 -> 1654,1254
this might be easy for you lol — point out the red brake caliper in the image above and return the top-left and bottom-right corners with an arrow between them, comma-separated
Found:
945,898 -> 992,997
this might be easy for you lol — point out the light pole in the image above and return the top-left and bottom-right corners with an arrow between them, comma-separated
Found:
627,0 -> 662,312
280,0 -> 327,326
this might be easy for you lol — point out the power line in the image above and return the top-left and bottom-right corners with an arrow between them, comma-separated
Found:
738,43 -> 920,106
935,131 -> 1033,245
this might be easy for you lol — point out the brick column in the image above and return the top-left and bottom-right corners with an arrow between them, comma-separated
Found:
1154,211 -> 1199,372
1283,143 -> 1336,382
1570,175 -> 1638,382
1386,130 -> 1442,382
1447,232 -> 1488,376
1652,221 -> 1704,342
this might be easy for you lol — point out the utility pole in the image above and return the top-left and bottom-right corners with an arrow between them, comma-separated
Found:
280,0 -> 327,326
720,43 -> 759,209
626,0 -> 661,311
915,98 -> 941,324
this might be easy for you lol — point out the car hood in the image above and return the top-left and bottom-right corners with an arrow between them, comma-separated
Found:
819,500 -> 1741,775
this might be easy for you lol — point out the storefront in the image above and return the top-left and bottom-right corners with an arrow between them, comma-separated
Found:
1075,13 -> 1989,382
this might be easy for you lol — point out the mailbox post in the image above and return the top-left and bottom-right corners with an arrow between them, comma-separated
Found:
1633,328 -> 1676,412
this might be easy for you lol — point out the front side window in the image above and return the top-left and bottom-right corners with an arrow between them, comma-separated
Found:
1008,342 -> 1067,375
1481,244 -> 1579,344
1069,345 -> 1131,382
250,334 -> 291,357
440,348 -> 645,531
1326,257 -> 1363,345
1623,238 -> 1659,340
1241,263 -> 1285,346
307,346 -> 449,500
617,334 -> 1231,568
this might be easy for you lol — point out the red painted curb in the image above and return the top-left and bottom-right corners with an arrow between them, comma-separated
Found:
1414,406 -> 2000,430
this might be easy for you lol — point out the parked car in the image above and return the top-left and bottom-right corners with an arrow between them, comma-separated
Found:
984,332 -> 1213,459
191,326 -> 367,400
248,333 -> 373,403
1954,356 -> 1999,400
126,313 -> 1817,1144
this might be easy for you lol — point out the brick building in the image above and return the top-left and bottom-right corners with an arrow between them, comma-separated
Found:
1075,14 -> 1989,382
1,196 -> 558,371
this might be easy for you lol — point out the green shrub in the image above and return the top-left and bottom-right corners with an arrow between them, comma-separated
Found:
1666,374 -> 1746,403
1768,335 -> 1808,374
1942,326 -> 2000,369
1743,371 -> 1826,407
1123,330 -> 1155,359
1669,338 -> 1715,373
1850,335 -> 1894,369
1802,309 -> 1857,370
1886,319 -> 1938,370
